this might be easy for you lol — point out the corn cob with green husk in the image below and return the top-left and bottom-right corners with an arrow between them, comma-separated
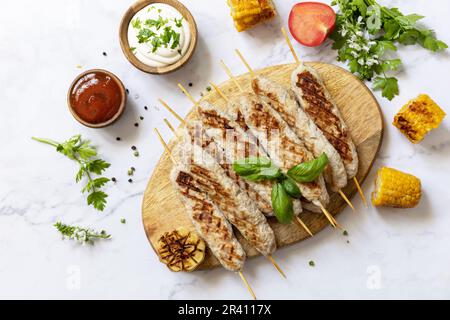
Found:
372,167 -> 421,208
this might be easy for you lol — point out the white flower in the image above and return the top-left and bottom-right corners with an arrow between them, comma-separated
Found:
351,51 -> 359,58
358,58 -> 365,65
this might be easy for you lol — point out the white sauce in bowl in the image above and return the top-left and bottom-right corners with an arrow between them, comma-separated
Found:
128,3 -> 191,68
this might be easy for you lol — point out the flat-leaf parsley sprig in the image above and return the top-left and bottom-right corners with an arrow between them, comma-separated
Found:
32,135 -> 111,211
54,222 -> 111,244
330,0 -> 447,100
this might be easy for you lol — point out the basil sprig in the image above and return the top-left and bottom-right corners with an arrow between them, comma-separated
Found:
272,183 -> 294,224
232,153 -> 328,224
281,177 -> 301,198
233,157 -> 283,182
287,153 -> 329,183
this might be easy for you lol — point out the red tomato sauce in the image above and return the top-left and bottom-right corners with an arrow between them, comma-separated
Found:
69,71 -> 122,124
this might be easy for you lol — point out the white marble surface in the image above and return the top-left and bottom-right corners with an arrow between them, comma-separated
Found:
1,0 -> 449,300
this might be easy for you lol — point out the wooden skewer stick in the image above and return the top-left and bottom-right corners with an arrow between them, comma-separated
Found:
158,98 -> 186,125
163,118 -> 178,137
281,27 -> 366,209
239,271 -> 257,300
354,177 -> 368,208
235,49 -> 255,77
338,190 -> 356,212
154,127 -> 258,300
267,254 -> 286,278
210,81 -> 229,102
295,216 -> 314,237
154,128 -> 176,164
220,60 -> 244,92
281,27 -> 301,65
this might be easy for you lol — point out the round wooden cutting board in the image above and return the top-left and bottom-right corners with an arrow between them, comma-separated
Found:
142,62 -> 384,270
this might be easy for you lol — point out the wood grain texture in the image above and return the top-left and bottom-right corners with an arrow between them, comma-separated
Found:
119,0 -> 198,74
142,62 -> 384,270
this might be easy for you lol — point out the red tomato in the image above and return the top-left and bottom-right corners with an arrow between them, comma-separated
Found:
288,2 -> 336,47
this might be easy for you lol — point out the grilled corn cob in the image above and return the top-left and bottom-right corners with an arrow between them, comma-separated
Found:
227,0 -> 276,32
372,167 -> 421,208
393,94 -> 446,143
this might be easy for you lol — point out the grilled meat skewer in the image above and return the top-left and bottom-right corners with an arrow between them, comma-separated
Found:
179,132 -> 277,257
171,162 -> 247,272
252,76 -> 348,192
228,93 -> 329,209
291,64 -> 359,180
194,102 -> 303,217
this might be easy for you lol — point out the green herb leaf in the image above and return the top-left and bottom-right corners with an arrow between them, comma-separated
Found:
373,76 -> 399,100
382,59 -> 402,72
86,159 -> 110,175
281,177 -> 301,198
54,222 -> 111,244
271,183 -> 294,224
87,191 -> 108,211
33,135 -> 111,211
396,14 -> 425,29
233,157 -> 271,176
287,153 -> 328,183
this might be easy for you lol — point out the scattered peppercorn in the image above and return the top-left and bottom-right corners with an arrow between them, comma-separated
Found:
343,230 -> 349,236
189,83 -> 193,87
140,116 -> 144,120
134,123 -> 139,127
120,218 -> 126,224
131,146 -> 137,150
206,86 -> 211,92
128,179 -> 133,183
309,260 -> 315,267
116,137 -> 121,141
127,168 -> 134,176
102,52 -> 107,56
133,151 -> 140,157
131,167 -> 136,171
346,240 -> 350,244
126,89 -> 129,94
144,106 -> 148,110
111,177 -> 117,183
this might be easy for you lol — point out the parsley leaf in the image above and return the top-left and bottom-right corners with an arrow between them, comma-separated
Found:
373,76 -> 399,101
32,135 -> 111,211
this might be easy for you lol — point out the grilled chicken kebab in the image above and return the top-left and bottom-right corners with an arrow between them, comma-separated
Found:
195,101 -> 303,217
171,161 -> 246,272
228,93 -> 329,211
174,131 -> 277,257
291,64 -> 359,180
252,76 -> 348,192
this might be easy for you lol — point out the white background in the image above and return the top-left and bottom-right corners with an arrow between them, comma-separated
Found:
0,0 -> 449,299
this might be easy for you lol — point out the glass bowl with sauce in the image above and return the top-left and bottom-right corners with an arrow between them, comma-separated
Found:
67,69 -> 126,128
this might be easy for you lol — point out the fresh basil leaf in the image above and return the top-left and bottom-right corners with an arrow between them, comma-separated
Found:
287,153 -> 329,183
242,166 -> 283,182
233,157 -> 271,176
271,183 -> 294,224
281,178 -> 301,198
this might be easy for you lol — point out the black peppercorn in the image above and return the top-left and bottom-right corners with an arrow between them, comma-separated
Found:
131,146 -> 137,150
128,179 -> 133,183
111,177 -> 117,182
103,52 -> 107,56
140,116 -> 144,120
144,106 -> 148,110
134,123 -> 139,127
116,137 -> 121,141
